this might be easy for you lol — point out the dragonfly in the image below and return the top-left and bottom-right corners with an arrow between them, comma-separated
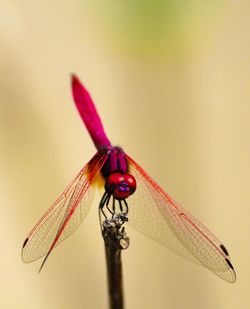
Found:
22,75 -> 236,282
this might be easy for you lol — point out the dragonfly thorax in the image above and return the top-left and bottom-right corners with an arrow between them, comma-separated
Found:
105,172 -> 136,200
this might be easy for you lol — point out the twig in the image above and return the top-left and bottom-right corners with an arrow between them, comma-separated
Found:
102,214 -> 130,309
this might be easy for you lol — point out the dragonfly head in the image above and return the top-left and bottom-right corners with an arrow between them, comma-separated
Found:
105,172 -> 136,200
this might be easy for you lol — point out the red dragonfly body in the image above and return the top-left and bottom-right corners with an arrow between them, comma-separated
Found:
22,75 -> 236,283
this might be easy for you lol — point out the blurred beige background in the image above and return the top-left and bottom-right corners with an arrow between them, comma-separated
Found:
0,1 -> 249,308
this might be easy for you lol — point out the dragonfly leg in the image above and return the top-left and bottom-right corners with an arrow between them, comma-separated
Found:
99,192 -> 129,226
118,200 -> 123,212
105,194 -> 113,215
112,195 -> 116,214
99,192 -> 110,228
123,199 -> 129,215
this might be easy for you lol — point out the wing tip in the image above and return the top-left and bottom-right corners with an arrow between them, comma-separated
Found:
225,258 -> 235,271
224,257 -> 237,282
220,244 -> 229,257
22,238 -> 29,249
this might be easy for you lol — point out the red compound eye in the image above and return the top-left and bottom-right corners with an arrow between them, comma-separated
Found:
124,174 -> 136,193
106,172 -> 124,186
105,172 -> 137,200
105,172 -> 124,193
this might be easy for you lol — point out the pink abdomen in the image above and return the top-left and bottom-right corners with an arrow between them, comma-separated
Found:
71,75 -> 111,150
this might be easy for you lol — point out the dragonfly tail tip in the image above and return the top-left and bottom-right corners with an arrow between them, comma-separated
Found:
71,73 -> 79,84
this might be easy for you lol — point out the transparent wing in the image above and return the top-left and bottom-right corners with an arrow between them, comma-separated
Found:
126,154 -> 236,283
22,152 -> 107,267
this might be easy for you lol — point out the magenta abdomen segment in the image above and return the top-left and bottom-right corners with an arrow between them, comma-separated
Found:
71,76 -> 129,179
71,75 -> 111,150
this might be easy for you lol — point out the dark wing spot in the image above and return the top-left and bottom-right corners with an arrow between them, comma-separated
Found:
225,258 -> 234,270
22,238 -> 29,248
220,244 -> 229,256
